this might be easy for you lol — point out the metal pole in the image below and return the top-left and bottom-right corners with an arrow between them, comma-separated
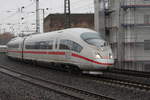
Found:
64,0 -> 71,28
42,9 -> 45,32
0,24 -> 1,33
94,0 -> 106,39
36,0 -> 40,33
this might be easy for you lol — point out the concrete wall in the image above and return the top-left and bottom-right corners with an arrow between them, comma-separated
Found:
119,0 -> 150,71
95,0 -> 150,71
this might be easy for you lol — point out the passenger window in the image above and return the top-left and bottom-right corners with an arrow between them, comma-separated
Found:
59,40 -> 70,50
59,39 -> 83,53
72,42 -> 83,53
34,42 -> 40,49
25,44 -> 32,49
26,42 -> 40,49
26,41 -> 53,50
60,44 -> 70,50
8,44 -> 19,49
48,40 -> 53,49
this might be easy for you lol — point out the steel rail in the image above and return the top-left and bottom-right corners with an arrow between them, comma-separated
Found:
0,65 -> 115,100
83,73 -> 150,92
105,68 -> 150,78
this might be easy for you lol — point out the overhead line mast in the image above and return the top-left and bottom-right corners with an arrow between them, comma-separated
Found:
36,0 -> 40,33
64,0 -> 71,28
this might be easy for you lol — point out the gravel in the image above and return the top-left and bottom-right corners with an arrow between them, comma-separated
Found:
0,72 -> 80,100
103,72 -> 150,85
0,53 -> 150,100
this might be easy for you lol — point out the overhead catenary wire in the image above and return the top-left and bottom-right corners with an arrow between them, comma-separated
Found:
72,2 -> 94,13
0,2 -> 35,26
0,0 -> 94,34
49,0 -> 93,13
0,1 -> 36,34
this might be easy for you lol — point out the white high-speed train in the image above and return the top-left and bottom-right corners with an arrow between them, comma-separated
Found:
7,28 -> 114,72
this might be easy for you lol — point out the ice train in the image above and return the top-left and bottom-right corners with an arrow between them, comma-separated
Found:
7,28 -> 114,72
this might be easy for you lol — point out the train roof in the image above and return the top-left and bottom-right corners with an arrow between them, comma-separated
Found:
52,28 -> 97,35
61,28 -> 96,33
24,28 -> 98,42
29,28 -> 97,38
32,28 -> 96,36
7,28 -> 100,44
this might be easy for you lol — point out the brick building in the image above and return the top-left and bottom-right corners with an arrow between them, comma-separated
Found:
43,13 -> 94,32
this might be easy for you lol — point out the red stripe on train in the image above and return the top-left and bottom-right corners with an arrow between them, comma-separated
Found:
7,50 -> 113,66
72,53 -> 113,66
47,52 -> 65,55
24,51 -> 65,55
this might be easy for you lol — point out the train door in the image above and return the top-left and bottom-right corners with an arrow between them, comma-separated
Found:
57,39 -> 72,63
65,40 -> 72,63
46,39 -> 55,62
61,39 -> 72,63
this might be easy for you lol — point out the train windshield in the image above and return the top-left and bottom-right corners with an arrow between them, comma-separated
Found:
81,32 -> 108,48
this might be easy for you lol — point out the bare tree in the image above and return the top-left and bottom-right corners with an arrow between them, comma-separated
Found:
0,32 -> 15,45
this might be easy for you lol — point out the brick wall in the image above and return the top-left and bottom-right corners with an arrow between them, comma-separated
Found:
44,13 -> 94,32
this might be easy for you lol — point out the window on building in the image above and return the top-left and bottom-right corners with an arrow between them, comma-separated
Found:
144,40 -> 150,50
144,15 -> 150,24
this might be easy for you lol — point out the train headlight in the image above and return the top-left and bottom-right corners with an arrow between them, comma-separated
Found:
95,54 -> 101,59
95,52 -> 102,59
109,54 -> 113,59
110,55 -> 113,59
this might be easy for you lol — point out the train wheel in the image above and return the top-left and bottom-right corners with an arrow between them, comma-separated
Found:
32,60 -> 37,67
66,65 -> 81,74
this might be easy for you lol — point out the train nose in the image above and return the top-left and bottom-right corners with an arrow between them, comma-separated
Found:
91,51 -> 114,70
91,58 -> 114,70
95,58 -> 114,66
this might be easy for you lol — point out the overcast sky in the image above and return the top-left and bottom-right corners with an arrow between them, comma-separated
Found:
0,0 -> 94,35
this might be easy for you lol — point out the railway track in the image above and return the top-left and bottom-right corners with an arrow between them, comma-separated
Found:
95,75 -> 149,91
0,64 -> 115,100
83,72 -> 150,92
106,68 -> 150,78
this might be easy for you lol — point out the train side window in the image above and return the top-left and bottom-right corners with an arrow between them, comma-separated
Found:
39,41 -> 49,49
48,40 -> 53,49
8,44 -> 19,49
71,41 -> 83,53
25,42 -> 36,49
26,41 -> 53,50
34,42 -> 40,49
55,40 -> 58,49
65,40 -> 83,52
59,39 -> 83,52
59,40 -> 70,50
